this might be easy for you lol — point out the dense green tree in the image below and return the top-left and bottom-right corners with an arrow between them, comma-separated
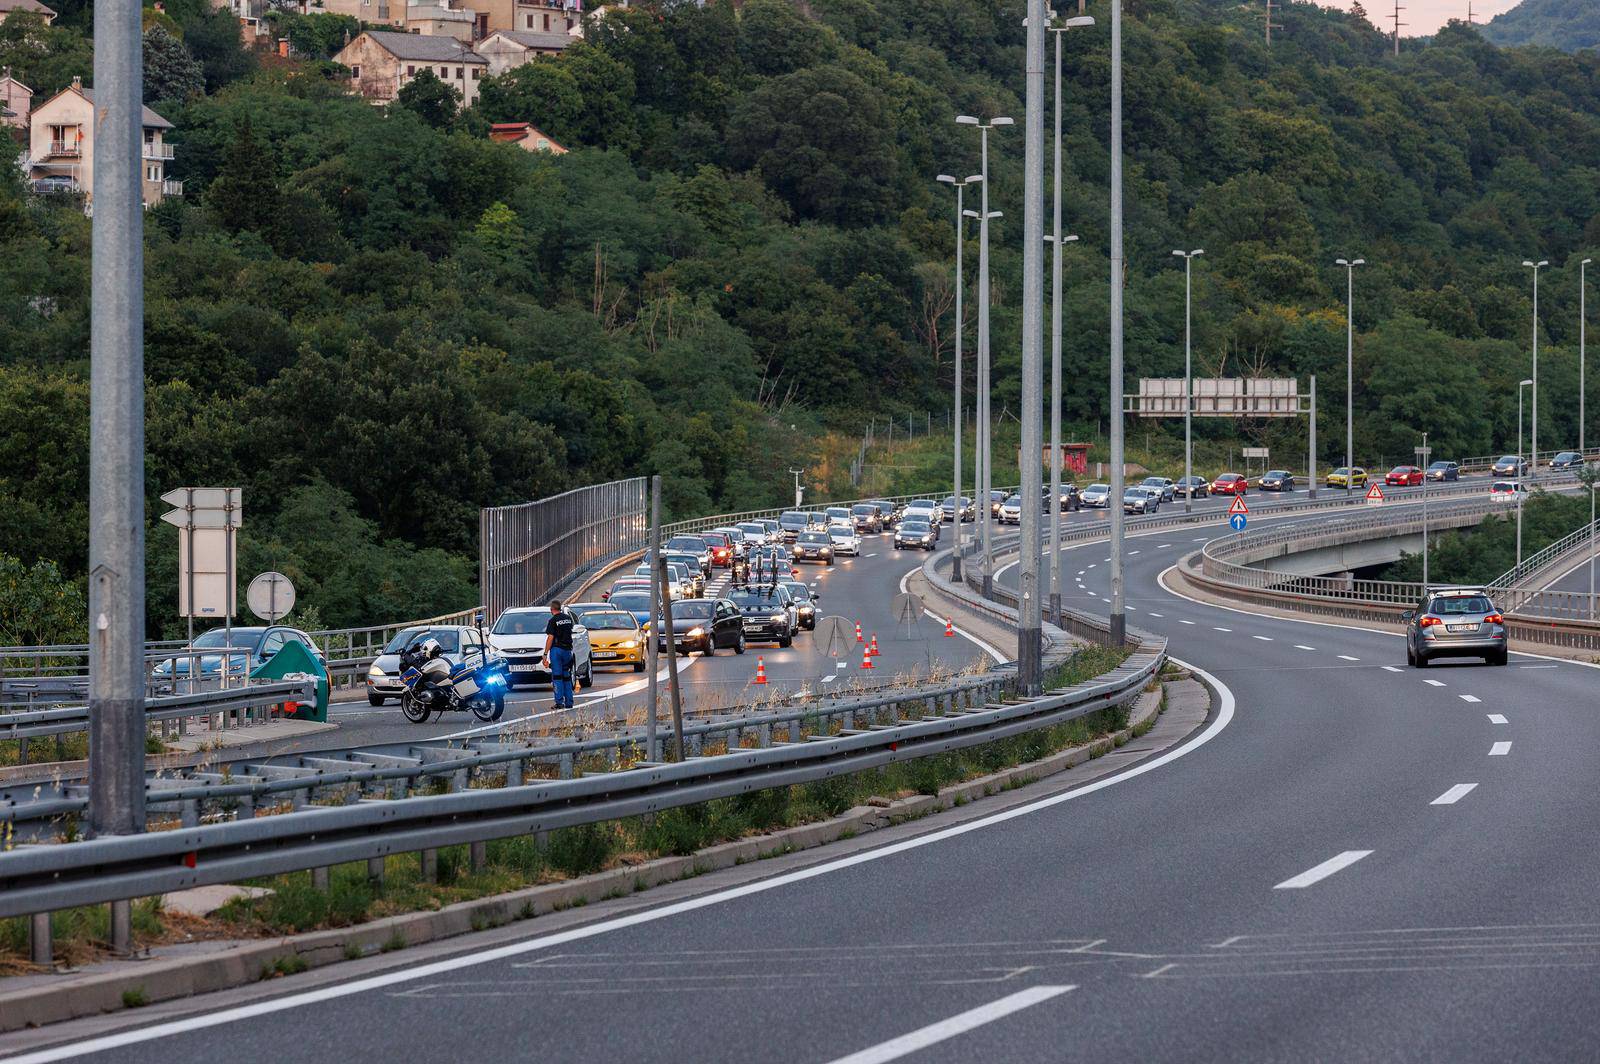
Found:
143,24 -> 205,105
203,116 -> 281,236
395,69 -> 459,129
0,554 -> 86,647
0,13 -> 92,95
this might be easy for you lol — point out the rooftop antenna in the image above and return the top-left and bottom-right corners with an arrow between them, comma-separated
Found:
1392,0 -> 1404,54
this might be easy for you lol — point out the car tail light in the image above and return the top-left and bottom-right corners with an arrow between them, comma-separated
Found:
1484,613 -> 1504,624
1419,615 -> 1443,628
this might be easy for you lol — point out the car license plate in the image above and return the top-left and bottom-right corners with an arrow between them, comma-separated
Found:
509,664 -> 536,672
1447,624 -> 1477,633
595,652 -> 617,660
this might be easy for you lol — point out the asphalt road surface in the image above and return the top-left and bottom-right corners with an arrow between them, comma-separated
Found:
16,481 -> 1600,1063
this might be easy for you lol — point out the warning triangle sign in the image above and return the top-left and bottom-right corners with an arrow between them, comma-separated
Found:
1366,483 -> 1384,502
1228,495 -> 1248,515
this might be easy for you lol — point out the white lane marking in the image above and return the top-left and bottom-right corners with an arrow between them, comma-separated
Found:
1252,635 -> 1273,642
1423,679 -> 1446,687
1273,850 -> 1373,890
1382,665 -> 1403,673
1127,605 -> 1138,612
1294,645 -> 1315,651
862,553 -> 877,558
1129,550 -> 1141,555
1192,537 -> 1207,541
1459,695 -> 1481,703
1157,544 -> 1171,548
1103,557 -> 1111,562
12,661 -> 1235,1064
1519,665 -> 1558,669
1102,597 -> 1112,604
1490,741 -> 1512,756
1076,570 -> 1085,576
824,986 -> 1076,1064
1149,612 -> 1163,618
1337,655 -> 1360,661
1212,626 -> 1231,632
821,674 -> 837,684
1487,713 -> 1508,724
1430,783 -> 1478,805
1087,563 -> 1097,569
1179,619 -> 1196,625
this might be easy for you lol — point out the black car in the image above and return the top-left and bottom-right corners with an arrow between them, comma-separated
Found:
894,518 -> 937,550
777,511 -> 810,541
793,530 -> 835,565
1425,460 -> 1460,482
1552,451 -> 1585,469
656,598 -> 745,656
988,489 -> 1009,516
780,579 -> 818,629
728,586 -> 797,646
850,503 -> 883,533
1491,455 -> 1527,478
1260,470 -> 1295,491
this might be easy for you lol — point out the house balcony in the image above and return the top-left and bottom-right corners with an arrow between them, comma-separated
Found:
162,179 -> 183,197
143,142 -> 175,160
47,140 -> 81,158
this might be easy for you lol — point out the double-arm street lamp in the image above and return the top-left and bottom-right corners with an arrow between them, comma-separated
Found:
956,114 -> 1012,598
1336,257 -> 1365,495
1173,249 -> 1204,513
937,173 -> 983,580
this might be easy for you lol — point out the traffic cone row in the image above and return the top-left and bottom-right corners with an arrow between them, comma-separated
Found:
854,621 -> 863,643
861,644 -> 874,669
868,633 -> 880,657
944,617 -> 955,637
754,656 -> 767,684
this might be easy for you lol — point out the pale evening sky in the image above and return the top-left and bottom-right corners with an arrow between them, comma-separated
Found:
1314,0 -> 1522,37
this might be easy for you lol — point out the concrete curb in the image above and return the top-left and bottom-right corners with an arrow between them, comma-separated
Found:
0,679 -> 1197,1034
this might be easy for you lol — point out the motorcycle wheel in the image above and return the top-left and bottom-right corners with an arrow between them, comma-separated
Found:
471,693 -> 504,723
400,690 -> 429,724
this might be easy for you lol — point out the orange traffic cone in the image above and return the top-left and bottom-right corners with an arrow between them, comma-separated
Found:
868,633 -> 880,657
861,644 -> 874,669
855,621 -> 863,643
944,617 -> 955,637
754,657 -> 767,684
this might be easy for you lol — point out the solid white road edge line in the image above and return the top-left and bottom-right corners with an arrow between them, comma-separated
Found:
897,564 -> 1007,664
8,660 -> 1236,1064
823,986 -> 1076,1064
1273,850 -> 1374,890
1430,783 -> 1478,806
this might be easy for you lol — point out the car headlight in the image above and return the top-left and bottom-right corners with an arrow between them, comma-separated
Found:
618,639 -> 638,648
770,613 -> 787,624
368,664 -> 385,680
685,627 -> 704,638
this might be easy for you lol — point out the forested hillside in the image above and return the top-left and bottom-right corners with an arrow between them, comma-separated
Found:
3,0 -> 1600,634
1483,0 -> 1600,52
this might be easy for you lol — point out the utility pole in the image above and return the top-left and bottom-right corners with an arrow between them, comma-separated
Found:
1337,258 -> 1365,496
1582,258 -> 1591,457
1518,378 -> 1532,567
1308,375 -> 1318,499
645,475 -> 661,761
88,0 -> 146,957
1018,0 -> 1046,694
1392,0 -> 1404,55
1109,0 -> 1126,646
1265,0 -> 1280,44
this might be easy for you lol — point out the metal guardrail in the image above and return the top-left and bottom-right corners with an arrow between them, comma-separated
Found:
0,648 -> 1163,918
0,682 -> 313,744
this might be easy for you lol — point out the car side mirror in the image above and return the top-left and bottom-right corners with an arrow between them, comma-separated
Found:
1401,610 -> 1415,621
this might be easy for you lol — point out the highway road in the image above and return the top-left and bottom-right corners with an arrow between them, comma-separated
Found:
16,479 -> 1600,1063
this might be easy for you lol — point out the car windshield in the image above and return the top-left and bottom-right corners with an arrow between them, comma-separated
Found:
900,520 -> 930,532
1428,462 -> 1452,470
1390,467 -> 1412,474
1005,495 -> 1022,505
738,523 -> 765,534
608,591 -> 652,611
798,532 -> 830,544
1493,481 -> 1519,492
1086,484 -> 1108,493
1142,478 -> 1164,486
1498,456 -> 1519,464
664,554 -> 699,569
827,508 -> 849,518
388,627 -> 463,652
1266,471 -> 1287,478
782,583 -> 811,602
577,611 -> 635,631
671,601 -> 716,620
491,613 -> 549,637
192,627 -> 264,649
666,537 -> 705,552
729,590 -> 782,606
1429,595 -> 1492,615
828,527 -> 852,538
852,504 -> 876,515
780,512 -> 807,524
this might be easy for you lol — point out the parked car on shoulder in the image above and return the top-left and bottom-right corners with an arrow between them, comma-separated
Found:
155,625 -> 327,695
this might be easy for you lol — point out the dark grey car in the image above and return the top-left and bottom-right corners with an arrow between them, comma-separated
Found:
1403,588 -> 1508,667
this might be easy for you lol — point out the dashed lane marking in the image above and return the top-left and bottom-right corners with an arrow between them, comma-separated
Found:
1460,695 -> 1481,703
1293,645 -> 1315,651
1487,713 -> 1508,724
1430,783 -> 1478,806
1490,741 -> 1512,756
1179,620 -> 1196,625
1213,627 -> 1232,632
824,986 -> 1077,1064
1252,635 -> 1273,642
1337,655 -> 1360,661
1423,679 -> 1446,687
1273,850 -> 1373,890
1382,665 -> 1403,673
1149,612 -> 1163,618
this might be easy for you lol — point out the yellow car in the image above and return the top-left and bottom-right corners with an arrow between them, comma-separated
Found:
1326,466 -> 1368,488
570,606 -> 646,671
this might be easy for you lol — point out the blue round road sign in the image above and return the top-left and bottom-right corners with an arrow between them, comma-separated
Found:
1229,513 -> 1247,532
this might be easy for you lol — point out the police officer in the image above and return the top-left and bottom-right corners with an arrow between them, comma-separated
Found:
545,599 -> 576,709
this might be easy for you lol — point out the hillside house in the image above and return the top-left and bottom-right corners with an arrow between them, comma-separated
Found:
0,0 -> 56,24
334,30 -> 487,106
25,78 -> 179,206
0,73 -> 31,129
475,28 -> 568,74
488,122 -> 566,153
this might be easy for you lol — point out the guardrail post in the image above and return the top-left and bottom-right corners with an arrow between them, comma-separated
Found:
181,799 -> 199,828
470,840 -> 487,872
366,856 -> 385,885
236,794 -> 254,821
17,737 -> 27,765
757,723 -> 770,747
312,867 -> 329,891
110,900 -> 132,956
558,753 -> 573,779
30,912 -> 51,967
420,848 -> 437,882
505,758 -> 523,788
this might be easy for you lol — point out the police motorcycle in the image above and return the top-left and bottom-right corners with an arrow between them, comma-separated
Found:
397,617 -> 509,724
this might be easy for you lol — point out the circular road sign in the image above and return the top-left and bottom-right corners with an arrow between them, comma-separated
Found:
247,571 -> 297,622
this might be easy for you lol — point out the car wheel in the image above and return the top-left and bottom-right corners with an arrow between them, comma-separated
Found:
734,633 -> 746,655
1405,641 -> 1415,667
367,692 -> 386,707
633,660 -> 645,672
703,639 -> 716,657
779,632 -> 793,648
1414,650 -> 1429,668
1492,648 -> 1508,666
581,661 -> 593,689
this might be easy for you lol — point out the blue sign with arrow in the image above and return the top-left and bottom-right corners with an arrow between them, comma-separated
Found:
1229,513 -> 1247,532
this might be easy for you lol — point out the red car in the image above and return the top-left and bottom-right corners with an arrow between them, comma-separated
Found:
700,531 -> 737,568
1210,473 -> 1248,495
1385,465 -> 1424,487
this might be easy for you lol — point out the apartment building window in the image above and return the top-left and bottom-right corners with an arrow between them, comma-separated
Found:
350,64 -> 360,77
456,66 -> 464,78
471,68 -> 481,79
542,12 -> 549,29
407,65 -> 415,75
525,13 -> 533,27
438,65 -> 447,77
146,164 -> 159,182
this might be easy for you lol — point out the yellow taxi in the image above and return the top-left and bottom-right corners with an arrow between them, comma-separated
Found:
1326,466 -> 1368,489
568,605 -> 646,672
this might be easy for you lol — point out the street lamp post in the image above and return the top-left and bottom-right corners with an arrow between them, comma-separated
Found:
1417,433 -> 1431,589
1518,378 -> 1533,567
956,114 -> 1012,598
1583,258 -> 1591,457
1108,0 -> 1127,645
1336,257 -> 1365,496
1044,13 -> 1094,628
1173,249 -> 1204,513
937,173 -> 983,581
1523,259 -> 1548,473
